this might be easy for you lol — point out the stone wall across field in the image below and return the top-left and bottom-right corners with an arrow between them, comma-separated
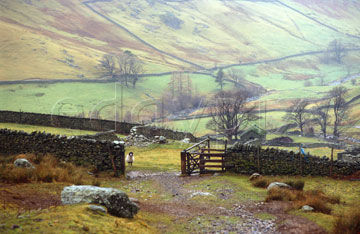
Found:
0,129 -> 125,174
0,111 -> 140,134
225,143 -> 360,176
133,126 -> 198,142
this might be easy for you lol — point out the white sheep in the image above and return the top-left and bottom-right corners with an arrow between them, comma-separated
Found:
125,152 -> 135,167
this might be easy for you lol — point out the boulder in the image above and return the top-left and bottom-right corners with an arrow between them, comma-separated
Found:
249,173 -> 261,181
14,158 -> 34,168
61,185 -> 139,218
267,182 -> 292,191
301,205 -> 314,212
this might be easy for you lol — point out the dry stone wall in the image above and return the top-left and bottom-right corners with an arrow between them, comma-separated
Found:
225,143 -> 360,176
133,126 -> 198,142
0,129 -> 125,173
0,111 -> 139,134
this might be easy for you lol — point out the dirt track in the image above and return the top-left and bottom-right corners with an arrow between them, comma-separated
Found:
127,171 -> 327,234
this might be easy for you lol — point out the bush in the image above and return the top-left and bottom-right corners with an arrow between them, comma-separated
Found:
252,178 -> 270,188
333,208 -> 360,234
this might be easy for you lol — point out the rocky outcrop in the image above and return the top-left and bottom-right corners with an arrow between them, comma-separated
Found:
61,185 -> 139,218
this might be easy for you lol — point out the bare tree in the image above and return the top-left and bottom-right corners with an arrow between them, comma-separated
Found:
100,54 -> 116,79
117,51 -> 144,87
227,68 -> 244,87
215,68 -> 225,91
329,86 -> 350,138
130,60 -> 144,88
328,40 -> 347,64
206,90 -> 256,143
160,72 -> 194,114
284,99 -> 310,135
312,99 -> 331,138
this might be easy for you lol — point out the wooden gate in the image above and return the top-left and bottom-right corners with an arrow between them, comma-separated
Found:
181,137 -> 227,175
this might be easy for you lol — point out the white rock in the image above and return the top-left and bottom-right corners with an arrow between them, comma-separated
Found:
249,173 -> 261,181
88,205 -> 107,214
182,138 -> 190,143
191,192 -> 214,198
61,185 -> 139,218
14,158 -> 34,168
301,205 -> 314,212
267,182 -> 292,191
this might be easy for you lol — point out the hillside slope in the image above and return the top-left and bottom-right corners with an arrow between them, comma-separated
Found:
0,0 -> 360,81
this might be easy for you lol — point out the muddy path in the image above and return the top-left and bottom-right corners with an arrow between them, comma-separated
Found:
125,171 -> 327,234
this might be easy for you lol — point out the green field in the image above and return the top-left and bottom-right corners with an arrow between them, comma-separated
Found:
0,74 -> 234,121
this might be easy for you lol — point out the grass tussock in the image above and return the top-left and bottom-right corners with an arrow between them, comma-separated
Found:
266,188 -> 338,214
251,178 -> 271,188
0,154 -> 84,184
333,208 -> 360,234
284,180 -> 305,191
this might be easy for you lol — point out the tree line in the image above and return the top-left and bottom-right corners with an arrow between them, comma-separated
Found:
285,86 -> 357,140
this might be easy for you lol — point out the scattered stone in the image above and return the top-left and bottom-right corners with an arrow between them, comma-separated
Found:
129,197 -> 139,203
11,224 -> 20,229
301,205 -> 314,212
126,171 -> 145,180
88,205 -> 107,214
249,173 -> 261,181
14,158 -> 34,168
267,182 -> 292,191
191,192 -> 214,198
61,185 -> 139,218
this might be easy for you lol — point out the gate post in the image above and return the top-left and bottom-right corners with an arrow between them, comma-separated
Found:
181,151 -> 187,175
200,154 -> 204,174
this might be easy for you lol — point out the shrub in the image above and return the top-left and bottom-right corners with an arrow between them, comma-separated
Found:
252,178 -> 270,188
266,188 -> 334,214
0,154 -> 84,184
284,180 -> 305,191
0,166 -> 34,183
296,197 -> 332,214
333,208 -> 360,234
265,188 -> 302,202
293,181 -> 305,191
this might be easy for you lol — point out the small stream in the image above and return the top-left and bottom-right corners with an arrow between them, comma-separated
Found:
328,73 -> 360,86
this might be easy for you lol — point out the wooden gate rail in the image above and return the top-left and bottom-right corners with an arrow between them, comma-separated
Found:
181,137 -> 227,175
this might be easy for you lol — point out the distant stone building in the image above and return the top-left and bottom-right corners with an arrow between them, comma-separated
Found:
338,146 -> 360,163
239,125 -> 266,143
